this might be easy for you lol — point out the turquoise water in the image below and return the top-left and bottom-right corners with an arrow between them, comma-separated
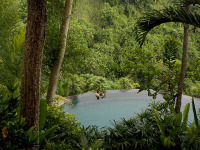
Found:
63,89 -> 200,128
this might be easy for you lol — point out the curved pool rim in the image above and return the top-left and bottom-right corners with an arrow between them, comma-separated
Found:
63,89 -> 200,128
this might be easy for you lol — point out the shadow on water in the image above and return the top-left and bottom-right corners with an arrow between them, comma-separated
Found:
72,97 -> 79,107
67,96 -> 80,107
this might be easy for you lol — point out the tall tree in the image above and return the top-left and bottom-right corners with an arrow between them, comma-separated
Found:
47,0 -> 73,106
20,0 -> 47,148
135,1 -> 200,113
175,4 -> 191,113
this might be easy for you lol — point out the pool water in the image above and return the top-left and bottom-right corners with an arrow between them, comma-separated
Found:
63,89 -> 200,128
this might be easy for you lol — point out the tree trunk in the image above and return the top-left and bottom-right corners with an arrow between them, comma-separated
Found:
47,0 -> 73,106
175,5 -> 191,113
20,0 -> 47,149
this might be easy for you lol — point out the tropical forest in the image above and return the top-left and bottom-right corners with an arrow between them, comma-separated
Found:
1,0 -> 200,149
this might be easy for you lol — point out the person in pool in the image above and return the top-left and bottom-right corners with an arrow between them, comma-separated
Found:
100,91 -> 105,98
96,91 -> 100,100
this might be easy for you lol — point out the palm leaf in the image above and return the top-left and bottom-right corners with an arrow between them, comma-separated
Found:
192,97 -> 199,127
179,0 -> 200,6
54,94 -> 74,107
135,6 -> 200,46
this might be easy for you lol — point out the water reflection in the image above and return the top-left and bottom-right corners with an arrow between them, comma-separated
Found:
71,96 -> 79,107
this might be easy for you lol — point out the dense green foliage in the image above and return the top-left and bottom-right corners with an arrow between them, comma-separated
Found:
47,0 -> 200,97
1,92 -> 200,149
0,93 -> 81,149
102,101 -> 200,150
1,0 -> 199,97
1,0 -> 200,149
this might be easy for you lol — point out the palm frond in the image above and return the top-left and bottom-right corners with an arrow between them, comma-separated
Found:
135,6 -> 200,47
179,0 -> 200,6
54,94 -> 74,107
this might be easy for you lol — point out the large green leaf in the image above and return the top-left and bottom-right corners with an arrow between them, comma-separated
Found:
25,126 -> 39,146
181,103 -> 190,129
90,139 -> 104,150
154,109 -> 165,137
174,112 -> 182,127
13,87 -> 20,99
192,98 -> 199,127
39,99 -> 47,130
39,125 -> 57,144
80,134 -> 89,149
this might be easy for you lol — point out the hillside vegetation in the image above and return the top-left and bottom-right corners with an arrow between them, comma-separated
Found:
1,0 -> 200,149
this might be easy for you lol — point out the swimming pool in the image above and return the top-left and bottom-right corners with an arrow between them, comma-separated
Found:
63,89 -> 200,128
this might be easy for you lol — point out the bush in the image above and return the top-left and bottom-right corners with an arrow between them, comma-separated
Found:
0,86 -> 28,150
103,104 -> 160,150
80,125 -> 105,150
56,74 -> 86,96
42,106 -> 82,149
103,101 -> 200,150
118,77 -> 134,89
57,74 -> 122,96
0,85 -> 83,150
190,81 -> 200,97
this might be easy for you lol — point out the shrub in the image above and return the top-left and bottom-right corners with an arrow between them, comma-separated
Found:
0,86 -> 28,150
118,77 -> 133,89
57,74 -> 86,96
190,81 -> 200,97
42,106 -> 82,149
80,126 -> 105,150
103,101 -> 200,150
